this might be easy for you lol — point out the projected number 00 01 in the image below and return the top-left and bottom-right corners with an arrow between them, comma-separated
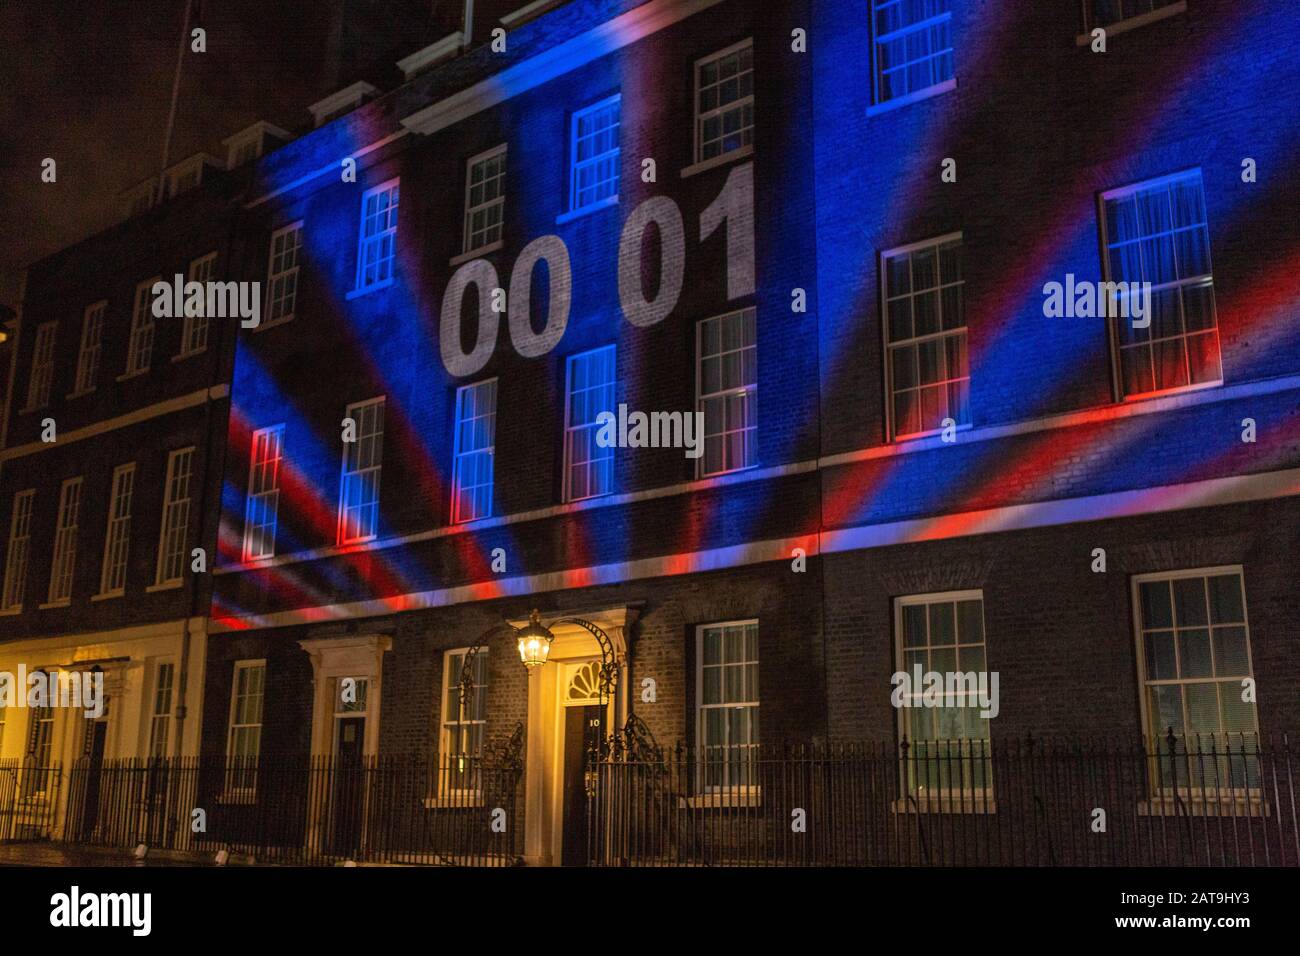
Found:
439,162 -> 754,378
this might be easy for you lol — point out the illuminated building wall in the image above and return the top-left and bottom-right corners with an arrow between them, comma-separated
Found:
198,0 -> 1299,861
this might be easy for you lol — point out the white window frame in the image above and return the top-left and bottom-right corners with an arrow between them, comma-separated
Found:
177,252 -> 216,357
165,157 -> 206,198
694,39 -> 754,165
893,590 -> 992,804
880,232 -> 968,441
24,682 -> 55,793
869,0 -> 955,109
148,660 -> 176,758
264,221 -> 303,327
155,447 -> 195,586
46,477 -> 83,605
1131,566 -> 1259,796
25,322 -> 58,410
98,463 -> 135,597
563,346 -> 616,503
568,94 -> 621,215
1,490 -> 35,611
1099,169 -> 1222,402
695,620 -> 760,795
463,145 -> 507,255
696,307 -> 758,478
439,648 -> 489,797
225,659 -> 266,799
338,398 -> 385,544
126,277 -> 160,376
451,379 -> 498,524
243,425 -> 285,561
72,302 -> 106,396
353,179 -> 400,295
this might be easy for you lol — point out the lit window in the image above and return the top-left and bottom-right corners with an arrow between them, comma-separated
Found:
569,95 -> 621,213
355,180 -> 399,293
1101,171 -> 1221,398
452,380 -> 497,523
882,234 -> 968,439
335,676 -> 368,715
47,478 -> 83,604
265,222 -> 303,325
698,308 -> 757,476
149,662 -> 175,758
226,661 -> 265,795
155,448 -> 194,585
126,278 -> 160,375
895,592 -> 991,799
98,463 -> 135,596
339,398 -> 385,543
1135,568 -> 1259,790
178,252 -> 216,356
73,303 -> 105,394
440,649 -> 488,795
24,679 -> 54,793
695,41 -> 754,163
870,0 -> 954,106
25,322 -> 58,410
697,621 -> 759,792
1,490 -> 35,610
564,346 -> 616,501
244,425 -> 285,560
464,146 -> 506,253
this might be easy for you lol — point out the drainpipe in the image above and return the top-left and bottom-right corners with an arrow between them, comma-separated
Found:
172,167 -> 242,760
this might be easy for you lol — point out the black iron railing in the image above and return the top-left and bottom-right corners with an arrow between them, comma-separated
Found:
587,732 -> 1300,866
0,760 -> 62,842
61,751 -> 523,866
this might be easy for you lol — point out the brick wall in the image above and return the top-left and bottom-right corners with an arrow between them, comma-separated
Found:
824,494 -> 1300,742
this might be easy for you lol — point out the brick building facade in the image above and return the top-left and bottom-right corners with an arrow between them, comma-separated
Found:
0,154 -> 238,834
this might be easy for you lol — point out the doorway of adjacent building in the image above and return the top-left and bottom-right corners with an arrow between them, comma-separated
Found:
561,702 -> 602,866
78,720 -> 108,838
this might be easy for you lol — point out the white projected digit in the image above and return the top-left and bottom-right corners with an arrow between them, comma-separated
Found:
699,162 -> 755,301
508,235 -> 572,357
440,258 -> 500,377
618,195 -> 685,328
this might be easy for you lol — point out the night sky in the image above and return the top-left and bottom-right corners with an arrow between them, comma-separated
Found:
0,0 -> 386,307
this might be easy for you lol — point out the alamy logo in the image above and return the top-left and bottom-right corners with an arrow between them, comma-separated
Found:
152,274 -> 261,328
595,404 -> 706,459
890,666 -> 1000,719
1042,274 -> 1152,328
0,666 -> 103,719
49,886 -> 151,936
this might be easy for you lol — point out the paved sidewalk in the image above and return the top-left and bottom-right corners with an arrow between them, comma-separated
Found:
0,842 -> 235,867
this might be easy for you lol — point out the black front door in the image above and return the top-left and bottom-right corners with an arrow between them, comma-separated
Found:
561,704 -> 602,866
79,722 -> 108,837
329,716 -> 366,856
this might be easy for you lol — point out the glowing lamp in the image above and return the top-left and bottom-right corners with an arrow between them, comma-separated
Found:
516,609 -> 554,668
